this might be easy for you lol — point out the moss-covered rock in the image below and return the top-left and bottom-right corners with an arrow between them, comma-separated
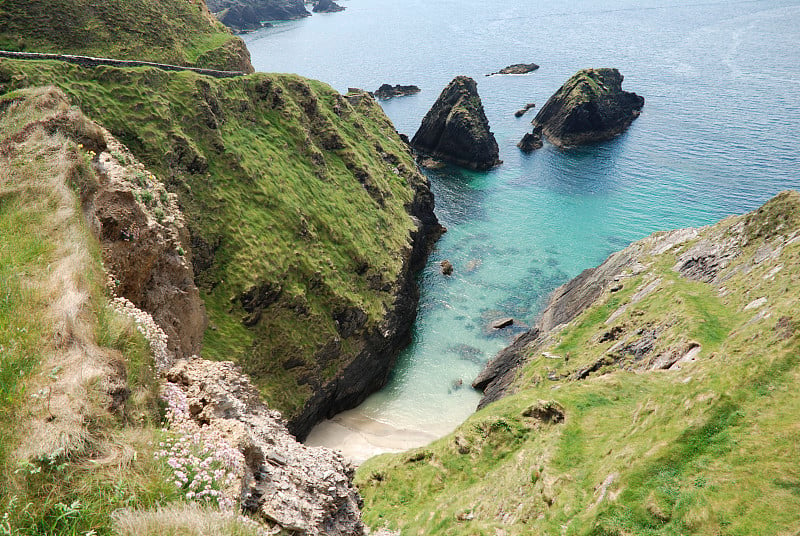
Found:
520,67 -> 643,150
411,76 -> 501,171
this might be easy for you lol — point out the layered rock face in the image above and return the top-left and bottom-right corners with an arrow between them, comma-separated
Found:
88,132 -> 207,360
206,0 -> 310,32
519,68 -> 643,150
411,76 -> 501,170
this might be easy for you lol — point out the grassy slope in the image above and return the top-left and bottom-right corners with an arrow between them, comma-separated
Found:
0,0 -> 251,71
357,193 -> 800,536
0,58 -> 424,420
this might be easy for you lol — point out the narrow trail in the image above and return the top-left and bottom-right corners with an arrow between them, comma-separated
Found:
0,50 -> 247,78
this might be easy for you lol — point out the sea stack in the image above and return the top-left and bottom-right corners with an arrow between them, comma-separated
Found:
519,68 -> 643,150
411,76 -> 501,170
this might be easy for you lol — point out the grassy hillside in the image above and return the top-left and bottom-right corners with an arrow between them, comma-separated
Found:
0,0 -> 252,71
357,192 -> 800,535
0,86 -> 267,536
0,58 -> 437,432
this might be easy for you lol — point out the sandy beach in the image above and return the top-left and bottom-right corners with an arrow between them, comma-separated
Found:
304,408 -> 446,465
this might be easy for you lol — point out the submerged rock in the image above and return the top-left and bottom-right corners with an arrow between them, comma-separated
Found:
411,76 -> 501,171
372,84 -> 421,100
487,63 -> 539,76
521,68 -> 644,149
491,317 -> 514,329
312,0 -> 346,13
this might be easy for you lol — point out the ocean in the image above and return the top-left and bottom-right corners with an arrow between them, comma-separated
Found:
243,0 -> 800,461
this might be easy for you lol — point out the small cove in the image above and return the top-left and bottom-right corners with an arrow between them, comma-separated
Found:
244,0 -> 800,462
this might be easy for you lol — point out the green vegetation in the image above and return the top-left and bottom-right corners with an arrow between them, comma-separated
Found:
357,193 -> 800,535
0,58 -> 427,422
0,0 -> 250,71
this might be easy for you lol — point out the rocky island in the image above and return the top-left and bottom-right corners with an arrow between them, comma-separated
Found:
372,83 -> 421,100
486,62 -> 539,76
411,76 -> 501,170
519,67 -> 644,150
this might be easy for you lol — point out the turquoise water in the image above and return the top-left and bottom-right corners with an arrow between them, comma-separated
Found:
244,0 -> 800,437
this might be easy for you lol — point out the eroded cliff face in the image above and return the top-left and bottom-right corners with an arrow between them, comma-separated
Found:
520,67 -> 643,150
411,76 -> 501,170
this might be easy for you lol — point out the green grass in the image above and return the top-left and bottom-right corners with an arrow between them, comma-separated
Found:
0,58 -> 428,423
0,0 -> 250,71
356,193 -> 800,536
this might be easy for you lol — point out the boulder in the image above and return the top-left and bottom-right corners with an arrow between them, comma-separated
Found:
487,63 -> 539,76
312,0 -> 346,13
411,76 -> 501,170
441,259 -> 454,275
521,68 -> 643,149
491,317 -> 514,329
372,84 -> 421,100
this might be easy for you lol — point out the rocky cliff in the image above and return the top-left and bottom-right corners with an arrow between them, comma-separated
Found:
520,67 -> 643,150
359,191 -> 800,535
411,76 -> 501,170
206,0 -> 310,32
0,58 -> 442,439
313,0 -> 346,13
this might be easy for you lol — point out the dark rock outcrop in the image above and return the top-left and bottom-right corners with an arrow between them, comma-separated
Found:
372,84 -> 421,100
440,260 -> 454,275
487,63 -> 539,76
517,130 -> 543,152
411,76 -> 501,170
514,103 -> 536,118
312,0 -> 346,13
206,0 -> 310,32
520,68 -> 643,149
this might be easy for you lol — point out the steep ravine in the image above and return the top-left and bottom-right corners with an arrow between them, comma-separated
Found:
0,58 -> 443,440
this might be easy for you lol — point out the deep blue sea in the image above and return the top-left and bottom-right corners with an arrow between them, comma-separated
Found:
244,0 -> 800,453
